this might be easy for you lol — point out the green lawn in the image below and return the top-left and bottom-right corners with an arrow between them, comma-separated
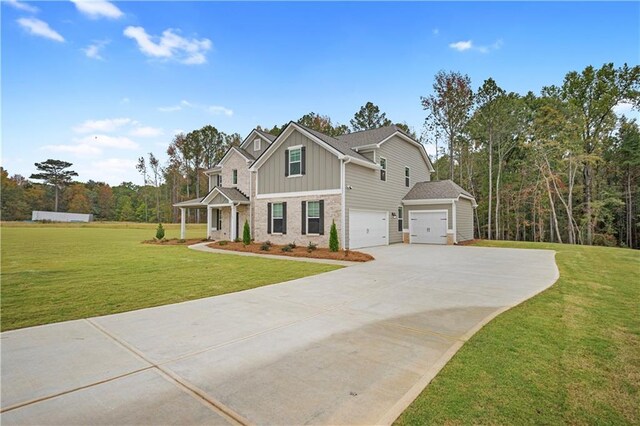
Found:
0,222 -> 340,331
397,241 -> 639,425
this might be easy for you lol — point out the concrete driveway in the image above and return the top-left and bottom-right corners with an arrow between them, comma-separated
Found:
1,244 -> 558,425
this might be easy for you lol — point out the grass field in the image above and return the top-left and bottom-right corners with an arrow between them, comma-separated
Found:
396,241 -> 640,425
0,222 -> 340,331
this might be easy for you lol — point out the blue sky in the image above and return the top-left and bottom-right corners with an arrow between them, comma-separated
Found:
2,1 -> 638,185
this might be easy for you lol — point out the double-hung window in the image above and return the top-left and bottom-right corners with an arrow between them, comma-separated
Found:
405,167 -> 410,187
216,174 -> 222,186
289,147 -> 302,176
253,138 -> 261,151
232,169 -> 238,185
272,203 -> 284,234
380,157 -> 387,181
398,207 -> 403,232
307,201 -> 321,234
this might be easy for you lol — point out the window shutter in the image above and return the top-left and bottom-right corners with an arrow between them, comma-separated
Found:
319,200 -> 324,235
301,146 -> 306,175
284,149 -> 289,177
301,201 -> 306,235
215,209 -> 219,229
267,203 -> 272,234
282,202 -> 287,234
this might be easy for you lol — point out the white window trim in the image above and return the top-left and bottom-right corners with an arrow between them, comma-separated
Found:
306,200 -> 321,236
253,138 -> 261,151
398,206 -> 404,230
379,156 -> 387,182
288,146 -> 302,177
405,166 -> 410,187
271,202 -> 284,234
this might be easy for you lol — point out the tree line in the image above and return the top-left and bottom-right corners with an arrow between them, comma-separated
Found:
2,63 -> 638,248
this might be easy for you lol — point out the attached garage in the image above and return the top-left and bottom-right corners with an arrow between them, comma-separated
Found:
409,210 -> 448,244
348,210 -> 388,249
403,180 -> 477,245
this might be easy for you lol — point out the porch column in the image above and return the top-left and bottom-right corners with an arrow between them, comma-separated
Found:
180,208 -> 186,239
231,203 -> 237,240
206,206 -> 212,239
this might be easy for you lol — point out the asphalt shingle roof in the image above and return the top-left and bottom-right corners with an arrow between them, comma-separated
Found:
296,124 -> 374,163
255,129 -> 277,142
216,187 -> 250,203
403,180 -> 475,201
336,125 -> 401,149
236,147 -> 255,161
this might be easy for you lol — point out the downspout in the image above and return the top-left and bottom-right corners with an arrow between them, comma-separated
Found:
341,158 -> 351,250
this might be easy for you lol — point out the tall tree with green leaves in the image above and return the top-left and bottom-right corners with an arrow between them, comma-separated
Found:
472,78 -> 506,239
421,71 -> 474,181
560,62 -> 640,245
29,159 -> 78,212
297,112 -> 350,136
350,102 -> 392,131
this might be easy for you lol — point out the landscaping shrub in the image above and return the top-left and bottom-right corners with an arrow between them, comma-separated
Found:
289,242 -> 297,249
264,240 -> 272,247
307,242 -> 317,252
329,220 -> 339,252
155,223 -> 165,240
178,239 -> 186,243
281,245 -> 293,252
243,220 -> 251,245
218,240 -> 229,246
260,243 -> 270,251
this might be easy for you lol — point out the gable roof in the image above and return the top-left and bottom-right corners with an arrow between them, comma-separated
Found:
336,126 -> 400,149
201,186 -> 250,205
403,180 -> 476,203
255,129 -> 276,142
297,124 -> 373,163
240,128 -> 275,151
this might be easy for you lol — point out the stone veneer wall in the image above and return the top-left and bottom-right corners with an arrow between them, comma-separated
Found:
253,194 -> 342,247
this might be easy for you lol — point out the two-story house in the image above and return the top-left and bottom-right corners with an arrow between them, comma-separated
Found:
174,122 -> 477,248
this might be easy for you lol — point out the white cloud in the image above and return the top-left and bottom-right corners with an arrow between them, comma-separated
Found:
78,158 -> 140,185
70,0 -> 123,19
73,118 -> 132,133
449,40 -> 472,52
43,144 -> 102,156
92,158 -> 137,171
129,126 -> 163,137
208,105 -> 233,116
123,26 -> 212,65
449,39 -> 503,54
432,28 -> 439,36
75,134 -> 139,150
17,18 -> 64,42
158,100 -> 232,117
82,40 -> 109,60
5,0 -> 39,13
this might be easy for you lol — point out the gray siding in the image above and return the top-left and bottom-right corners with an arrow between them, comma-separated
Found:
345,136 -> 431,247
210,193 -> 229,205
242,136 -> 270,158
257,129 -> 340,194
404,204 -> 453,229
456,198 -> 474,241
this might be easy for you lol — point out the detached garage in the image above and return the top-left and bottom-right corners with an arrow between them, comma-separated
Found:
402,180 -> 477,245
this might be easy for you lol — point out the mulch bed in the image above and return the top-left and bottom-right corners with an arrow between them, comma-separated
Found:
457,239 -> 481,246
207,241 -> 374,262
142,238 -> 207,245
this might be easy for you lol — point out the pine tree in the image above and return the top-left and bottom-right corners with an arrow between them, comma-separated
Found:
242,220 -> 251,245
329,220 -> 339,252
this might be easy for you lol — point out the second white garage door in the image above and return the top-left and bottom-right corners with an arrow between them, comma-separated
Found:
409,210 -> 448,244
349,210 -> 388,249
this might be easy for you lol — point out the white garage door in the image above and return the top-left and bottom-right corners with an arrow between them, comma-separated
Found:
349,210 -> 388,249
409,211 -> 448,244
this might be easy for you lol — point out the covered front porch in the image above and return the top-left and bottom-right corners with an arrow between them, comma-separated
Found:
174,187 -> 250,241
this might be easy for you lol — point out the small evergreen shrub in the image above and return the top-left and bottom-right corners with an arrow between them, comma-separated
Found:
155,223 -> 165,240
329,220 -> 339,252
260,243 -> 270,251
264,240 -> 272,247
243,220 -> 251,245
218,240 -> 229,246
178,239 -> 186,243
307,242 -> 317,251
288,242 -> 297,249
281,245 -> 292,252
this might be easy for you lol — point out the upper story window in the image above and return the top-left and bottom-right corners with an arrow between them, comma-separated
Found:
288,147 -> 302,176
253,138 -> 261,151
405,167 -> 410,187
380,157 -> 387,181
217,174 -> 222,186
232,169 -> 238,185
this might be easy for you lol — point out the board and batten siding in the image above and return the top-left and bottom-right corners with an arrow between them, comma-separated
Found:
257,129 -> 341,195
242,136 -> 270,158
345,136 -> 431,247
210,193 -> 228,205
404,204 -> 453,230
455,198 -> 474,241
